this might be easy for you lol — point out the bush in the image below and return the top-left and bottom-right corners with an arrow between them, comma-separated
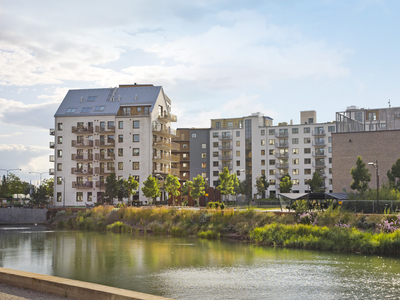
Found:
106,221 -> 132,233
207,202 -> 225,209
198,230 -> 220,239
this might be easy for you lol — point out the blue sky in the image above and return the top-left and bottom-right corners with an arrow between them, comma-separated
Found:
0,0 -> 399,183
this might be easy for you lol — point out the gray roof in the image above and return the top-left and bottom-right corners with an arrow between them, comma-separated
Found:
325,193 -> 348,200
54,85 -> 163,117
278,193 -> 309,200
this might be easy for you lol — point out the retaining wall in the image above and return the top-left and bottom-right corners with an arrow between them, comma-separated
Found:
0,267 -> 173,300
0,208 -> 48,224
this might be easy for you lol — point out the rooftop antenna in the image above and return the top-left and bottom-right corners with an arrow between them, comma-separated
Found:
118,95 -> 121,101
389,99 -> 391,108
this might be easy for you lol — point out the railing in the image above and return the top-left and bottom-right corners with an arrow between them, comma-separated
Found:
152,166 -> 178,175
275,162 -> 289,168
95,139 -> 115,147
153,153 -> 180,162
49,142 -> 55,149
276,142 -> 289,148
152,124 -> 177,136
275,132 -> 288,138
72,140 -> 94,147
49,129 -> 55,136
218,145 -> 232,150
49,155 -> 54,162
153,140 -> 179,150
72,126 -> 94,133
49,168 -> 54,175
312,141 -> 326,146
312,151 -> 325,157
95,153 -> 115,161
71,167 -> 94,175
71,154 -> 94,161
95,167 -> 115,174
219,135 -> 232,141
72,181 -> 93,189
158,113 -> 177,122
313,162 -> 326,168
219,155 -> 232,160
275,152 -> 289,158
275,173 -> 288,179
312,130 -> 325,136
95,125 -> 115,133
219,165 -> 232,170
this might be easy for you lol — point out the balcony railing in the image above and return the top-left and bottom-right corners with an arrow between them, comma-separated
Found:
72,181 -> 93,189
275,132 -> 289,138
219,155 -> 232,160
49,129 -> 55,136
158,113 -> 178,122
49,168 -> 54,175
275,152 -> 289,158
275,162 -> 289,168
71,154 -> 94,161
312,130 -> 325,136
312,141 -> 326,146
152,124 -> 177,137
218,135 -> 232,141
49,155 -> 54,162
153,153 -> 180,162
72,140 -> 94,147
49,142 -> 55,149
219,165 -> 232,170
312,151 -> 326,157
95,125 -> 115,133
153,140 -> 179,150
275,142 -> 289,148
313,162 -> 326,168
95,167 -> 115,174
95,139 -> 115,147
218,145 -> 232,150
71,167 -> 94,175
72,126 -> 94,134
152,167 -> 179,176
95,153 -> 115,161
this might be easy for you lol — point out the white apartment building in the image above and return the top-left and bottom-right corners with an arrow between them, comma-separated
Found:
209,111 -> 335,198
50,84 -> 178,206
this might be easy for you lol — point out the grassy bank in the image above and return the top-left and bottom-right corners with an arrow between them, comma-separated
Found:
47,205 -> 400,255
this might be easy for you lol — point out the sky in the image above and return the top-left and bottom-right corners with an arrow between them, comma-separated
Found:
1,0 -> 399,183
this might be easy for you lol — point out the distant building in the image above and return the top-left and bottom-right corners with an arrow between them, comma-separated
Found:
50,84 -> 178,206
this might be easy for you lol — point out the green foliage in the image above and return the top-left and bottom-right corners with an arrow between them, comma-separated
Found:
198,230 -> 220,239
279,175 -> 292,193
164,175 -> 180,205
255,175 -> 269,197
141,175 -> 161,204
207,201 -> 225,209
309,172 -> 323,192
103,173 -> 118,204
387,158 -> 400,189
126,175 -> 139,202
350,156 -> 371,194
42,178 -> 54,197
217,167 -> 239,196
106,221 -> 132,233
187,174 -> 206,200
30,185 -> 49,206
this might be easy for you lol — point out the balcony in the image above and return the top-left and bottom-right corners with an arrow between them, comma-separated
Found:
95,125 -> 115,133
158,113 -> 177,122
49,168 -> 54,175
218,145 -> 233,150
219,154 -> 232,160
275,152 -> 289,158
275,132 -> 289,138
95,139 -> 115,147
275,162 -> 289,168
312,151 -> 326,157
218,135 -> 232,141
317,172 -> 327,178
95,167 -> 115,175
312,130 -> 325,136
72,181 -> 93,189
71,167 -> 94,175
49,129 -> 55,136
312,141 -> 326,146
275,173 -> 288,179
72,140 -> 94,147
153,140 -> 179,150
71,154 -> 94,161
275,142 -> 289,148
153,153 -> 180,162
152,124 -> 177,137
72,126 -> 94,134
313,162 -> 326,168
219,165 -> 232,170
49,142 -> 55,149
152,166 -> 179,176
95,153 -> 115,161
49,155 -> 54,162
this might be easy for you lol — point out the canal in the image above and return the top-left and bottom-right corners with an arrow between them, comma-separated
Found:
1,225 -> 400,299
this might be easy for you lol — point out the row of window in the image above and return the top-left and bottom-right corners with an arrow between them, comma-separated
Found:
268,126 -> 335,135
56,120 -> 141,131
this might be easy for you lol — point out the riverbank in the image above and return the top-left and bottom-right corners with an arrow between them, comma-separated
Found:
46,205 -> 400,255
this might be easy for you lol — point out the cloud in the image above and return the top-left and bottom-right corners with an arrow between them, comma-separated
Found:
0,132 -> 23,138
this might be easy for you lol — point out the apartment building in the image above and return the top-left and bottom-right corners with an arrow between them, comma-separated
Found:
50,84 -> 178,206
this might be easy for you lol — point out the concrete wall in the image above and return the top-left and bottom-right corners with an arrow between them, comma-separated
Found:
0,267 -> 173,300
0,208 -> 47,224
332,130 -> 400,193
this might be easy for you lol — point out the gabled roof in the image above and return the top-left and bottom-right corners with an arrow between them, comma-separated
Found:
54,85 -> 163,117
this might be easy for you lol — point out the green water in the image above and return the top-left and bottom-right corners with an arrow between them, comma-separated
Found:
1,225 -> 400,299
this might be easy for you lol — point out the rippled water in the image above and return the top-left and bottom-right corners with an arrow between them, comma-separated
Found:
1,225 -> 400,299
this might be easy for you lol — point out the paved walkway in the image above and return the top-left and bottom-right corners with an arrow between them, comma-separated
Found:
0,283 -> 74,300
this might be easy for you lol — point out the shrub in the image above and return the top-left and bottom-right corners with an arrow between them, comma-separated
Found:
207,202 -> 225,209
106,221 -> 132,233
198,230 -> 220,239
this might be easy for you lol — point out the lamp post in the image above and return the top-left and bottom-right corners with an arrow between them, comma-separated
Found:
61,178 -> 66,208
368,160 -> 379,212
0,168 -> 21,179
29,171 -> 49,186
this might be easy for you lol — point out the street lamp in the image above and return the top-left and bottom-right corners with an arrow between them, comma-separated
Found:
61,177 -> 66,208
368,160 -> 379,212
29,171 -> 49,186
0,168 -> 21,179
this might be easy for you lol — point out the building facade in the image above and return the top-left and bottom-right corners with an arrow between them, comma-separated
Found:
50,84 -> 178,206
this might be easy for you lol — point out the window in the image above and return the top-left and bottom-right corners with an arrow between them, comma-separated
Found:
261,160 -> 265,166
213,152 -> 218,157
261,139 -> 265,146
304,169 -> 311,175
304,137 -> 311,144
57,163 -> 62,171
183,144 -> 187,149
201,143 -> 206,149
213,181 -> 219,186
215,122 -> 221,129
308,118 -> 314,124
269,169 -> 275,175
133,134 -> 139,142
182,163 -> 187,168
201,163 -> 207,168
87,192 -> 92,202
201,153 -> 207,159
261,130 -> 265,136
57,150 -> 62,157
137,107 -> 142,112
236,131 -> 240,137
133,148 -> 139,156
292,138 -> 299,144
183,153 -> 187,159
213,171 -> 219,176
118,135 -> 123,143
329,168 -> 332,174
270,179 -> 276,185
236,160 -> 240,166
293,179 -> 299,185
213,142 -> 218,148
236,151 -> 240,157
238,121 -> 243,128
304,148 -> 311,154
118,121 -> 123,129
304,127 -> 310,133
213,132 -> 218,138
76,192 -> 83,202
57,177 -> 62,185
57,192 -> 62,202
292,128 -> 299,134
107,135 -> 114,143
57,136 -> 62,144
329,157 -> 332,164
94,106 -> 105,111
191,133 -> 197,139
118,148 -> 123,156
269,129 -> 275,135
366,110 -> 378,121
66,108 -> 76,113
261,170 -> 265,175
118,162 -> 123,170
328,136 -> 332,143
269,159 -> 275,165
261,150 -> 265,155
293,159 -> 299,165
329,179 -> 333,185
227,121 -> 233,128
292,169 -> 299,175
132,162 -> 140,170
269,139 -> 275,145
328,126 -> 335,132
57,123 -> 63,130
292,148 -> 299,154
87,96 -> 96,102
269,149 -> 275,155
236,170 -> 241,176
133,121 -> 140,128
108,122 -> 114,130
213,161 -> 219,167
81,107 -> 90,113
236,141 -> 240,147
328,147 -> 332,153
183,173 -> 187,178
304,158 -> 311,164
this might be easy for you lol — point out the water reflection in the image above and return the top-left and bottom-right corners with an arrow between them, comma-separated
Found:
1,226 -> 400,299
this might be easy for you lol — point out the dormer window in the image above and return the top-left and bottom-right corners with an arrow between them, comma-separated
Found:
66,108 -> 76,113
94,106 -> 105,111
81,107 -> 91,113
87,96 -> 97,102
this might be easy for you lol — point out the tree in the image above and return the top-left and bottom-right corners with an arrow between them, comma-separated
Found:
309,172 -> 323,192
126,175 -> 139,204
31,185 -> 48,207
141,175 -> 161,205
164,175 -> 180,206
8,173 -> 24,197
255,175 -> 269,198
217,167 -> 240,201
0,175 -> 10,198
116,179 -> 129,202
187,174 -> 206,202
103,173 -> 118,204
387,158 -> 400,189
279,175 -> 292,193
350,156 -> 371,194
42,178 -> 54,198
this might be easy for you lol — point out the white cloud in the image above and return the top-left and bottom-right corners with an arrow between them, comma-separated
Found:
0,132 -> 22,138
